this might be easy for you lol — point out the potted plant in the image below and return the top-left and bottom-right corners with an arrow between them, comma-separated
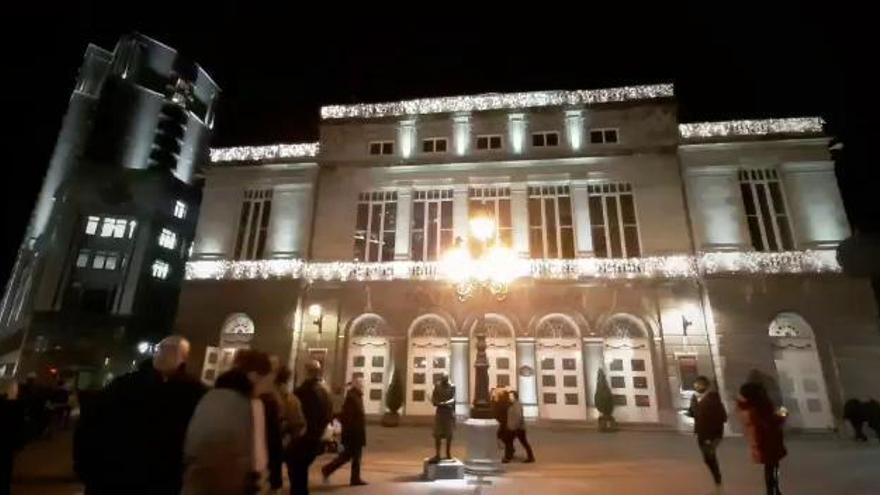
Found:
382,368 -> 404,427
595,369 -> 617,432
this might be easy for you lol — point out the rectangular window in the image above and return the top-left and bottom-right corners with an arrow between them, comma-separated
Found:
353,191 -> 397,262
173,200 -> 188,219
590,128 -> 619,144
532,131 -> 560,148
678,355 -> 699,392
422,137 -> 448,154
369,141 -> 395,155
85,216 -> 100,235
475,134 -> 503,150
100,218 -> 116,237
151,260 -> 170,280
112,219 -> 126,238
234,189 -> 273,260
158,228 -> 178,250
738,169 -> 794,252
92,252 -> 106,270
76,249 -> 90,268
588,183 -> 641,258
411,189 -> 454,261
104,252 -> 118,271
528,185 -> 575,259
468,186 -> 512,246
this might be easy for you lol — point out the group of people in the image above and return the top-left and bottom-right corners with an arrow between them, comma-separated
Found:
68,335 -> 365,495
687,375 -> 788,495
490,387 -> 535,463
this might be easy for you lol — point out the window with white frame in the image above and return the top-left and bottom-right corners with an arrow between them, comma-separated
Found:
411,190 -> 454,261
85,216 -> 100,235
151,259 -> 170,280
369,141 -> 394,156
234,189 -> 273,260
158,228 -> 178,250
90,251 -> 118,270
173,200 -> 187,219
112,219 -> 127,238
354,191 -> 397,262
532,131 -> 560,148
528,185 -> 575,258
99,217 -> 116,237
422,137 -> 448,154
76,249 -> 90,268
589,128 -> 619,144
475,135 -> 503,150
588,183 -> 641,258
738,169 -> 794,252
468,186 -> 512,246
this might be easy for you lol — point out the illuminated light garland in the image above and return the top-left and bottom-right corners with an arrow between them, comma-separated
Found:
679,117 -> 824,140
186,250 -> 840,282
320,84 -> 674,120
209,142 -> 320,163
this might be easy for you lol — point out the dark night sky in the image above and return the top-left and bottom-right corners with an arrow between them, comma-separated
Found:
1,2 -> 875,287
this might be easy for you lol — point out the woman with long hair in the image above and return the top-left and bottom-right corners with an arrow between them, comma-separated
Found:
737,381 -> 787,495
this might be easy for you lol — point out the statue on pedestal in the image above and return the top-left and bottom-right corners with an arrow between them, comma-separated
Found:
430,373 -> 456,462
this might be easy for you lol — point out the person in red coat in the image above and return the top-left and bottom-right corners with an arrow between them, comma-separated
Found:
737,381 -> 787,495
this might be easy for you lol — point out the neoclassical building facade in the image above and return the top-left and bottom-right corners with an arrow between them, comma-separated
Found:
176,84 -> 880,430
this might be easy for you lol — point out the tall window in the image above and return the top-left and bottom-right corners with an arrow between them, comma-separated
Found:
173,200 -> 187,219
151,260 -> 170,280
411,190 -> 453,261
354,191 -> 397,262
588,183 -> 641,258
739,169 -> 794,252
158,228 -> 178,250
369,141 -> 394,155
528,185 -> 575,258
234,189 -> 273,260
468,186 -> 512,246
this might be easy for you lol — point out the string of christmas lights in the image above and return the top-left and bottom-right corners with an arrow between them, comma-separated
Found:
210,143 -> 320,163
186,250 -> 840,282
679,117 -> 824,140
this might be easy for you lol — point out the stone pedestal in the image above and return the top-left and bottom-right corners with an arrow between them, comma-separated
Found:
422,458 -> 465,480
463,418 -> 503,474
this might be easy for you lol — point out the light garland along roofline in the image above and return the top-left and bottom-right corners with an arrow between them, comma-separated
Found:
320,83 -> 674,120
185,250 -> 840,282
209,142 -> 320,164
679,117 -> 824,140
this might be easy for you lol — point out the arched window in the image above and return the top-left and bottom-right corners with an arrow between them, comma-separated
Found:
410,314 -> 452,339
350,313 -> 388,338
536,314 -> 580,340
603,314 -> 648,340
769,312 -> 814,339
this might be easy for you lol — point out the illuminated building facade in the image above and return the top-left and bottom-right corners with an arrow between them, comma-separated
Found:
179,84 -> 878,429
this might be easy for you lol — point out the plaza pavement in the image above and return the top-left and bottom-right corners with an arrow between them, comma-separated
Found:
12,425 -> 880,494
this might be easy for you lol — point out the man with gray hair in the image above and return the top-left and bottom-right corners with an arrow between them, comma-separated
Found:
74,335 -> 205,495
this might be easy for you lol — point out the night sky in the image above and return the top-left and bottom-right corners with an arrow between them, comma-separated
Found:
2,3 -> 875,287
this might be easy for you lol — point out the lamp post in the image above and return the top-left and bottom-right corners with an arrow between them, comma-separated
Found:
439,206 -> 517,472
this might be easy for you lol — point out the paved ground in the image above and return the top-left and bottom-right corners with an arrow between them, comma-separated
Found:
12,425 -> 880,494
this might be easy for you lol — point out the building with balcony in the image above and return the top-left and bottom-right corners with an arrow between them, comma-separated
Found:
178,84 -> 879,429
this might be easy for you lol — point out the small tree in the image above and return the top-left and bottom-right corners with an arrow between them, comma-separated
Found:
595,369 -> 617,432
382,368 -> 404,427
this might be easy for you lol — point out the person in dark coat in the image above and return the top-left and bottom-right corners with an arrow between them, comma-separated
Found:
843,398 -> 869,441
686,376 -> 727,487
430,374 -> 456,462
290,360 -> 333,495
738,381 -> 787,495
321,376 -> 367,486
0,379 -> 26,495
505,390 -> 535,463
74,336 -> 206,495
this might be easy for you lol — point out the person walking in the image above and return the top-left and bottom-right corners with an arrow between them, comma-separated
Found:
506,390 -> 535,463
74,336 -> 206,495
274,365 -> 306,493
492,388 -> 513,461
686,376 -> 727,488
321,377 -> 368,486
182,349 -> 275,495
290,360 -> 333,495
0,379 -> 26,495
737,381 -> 787,495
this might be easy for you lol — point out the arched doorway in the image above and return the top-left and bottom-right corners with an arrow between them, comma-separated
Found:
201,313 -> 255,385
602,314 -> 658,423
406,314 -> 452,416
469,313 -> 517,401
345,313 -> 391,415
770,312 -> 833,429
536,314 -> 586,420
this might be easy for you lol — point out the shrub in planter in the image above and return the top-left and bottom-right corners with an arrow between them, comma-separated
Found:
382,368 -> 404,427
595,369 -> 617,432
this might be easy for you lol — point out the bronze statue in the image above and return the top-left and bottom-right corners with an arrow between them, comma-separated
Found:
430,373 -> 456,462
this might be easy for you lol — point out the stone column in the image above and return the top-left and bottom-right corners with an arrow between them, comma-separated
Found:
583,338 -> 604,420
510,182 -> 529,258
452,184 -> 470,242
265,183 -> 313,259
394,187 -> 413,260
508,113 -> 527,155
453,113 -> 472,156
516,337 -> 539,418
684,165 -> 751,251
779,161 -> 850,249
565,109 -> 585,151
570,180 -> 594,258
451,336 -> 470,417
398,119 -> 417,159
